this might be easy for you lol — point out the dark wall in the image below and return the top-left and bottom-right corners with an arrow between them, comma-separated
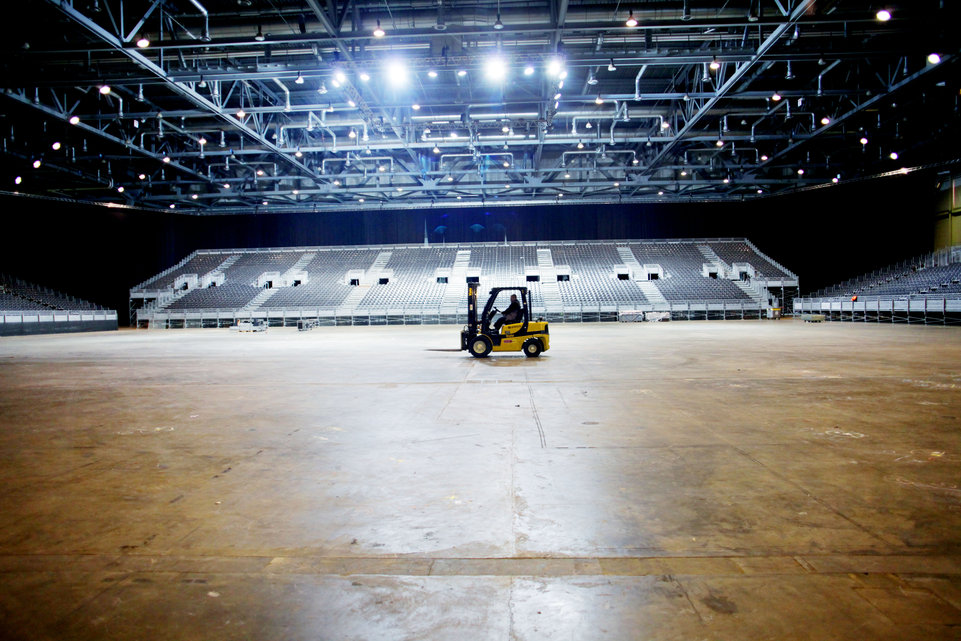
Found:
0,171 -> 938,324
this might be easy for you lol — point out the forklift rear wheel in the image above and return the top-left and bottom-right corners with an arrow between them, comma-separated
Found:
470,336 -> 493,358
523,338 -> 543,357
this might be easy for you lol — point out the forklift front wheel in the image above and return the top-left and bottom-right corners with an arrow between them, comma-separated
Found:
523,338 -> 543,358
470,336 -> 493,358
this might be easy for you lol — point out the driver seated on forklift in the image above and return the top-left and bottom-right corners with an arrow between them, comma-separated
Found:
493,294 -> 522,332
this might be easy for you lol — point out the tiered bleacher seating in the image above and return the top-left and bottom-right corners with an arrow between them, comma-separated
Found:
0,275 -> 104,311
816,263 -> 961,299
266,248 -> 384,309
138,253 -> 226,290
1,274 -> 117,335
708,241 -> 793,279
627,243 -> 751,302
356,247 -> 457,310
165,282 -> 261,310
133,239 -> 797,324
551,244 -> 649,305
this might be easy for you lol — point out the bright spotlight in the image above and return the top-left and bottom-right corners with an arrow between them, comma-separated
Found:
546,57 -> 564,77
875,9 -> 891,22
69,116 -> 80,125
386,60 -> 408,86
927,53 -> 941,65
485,56 -> 508,82
523,65 -> 535,76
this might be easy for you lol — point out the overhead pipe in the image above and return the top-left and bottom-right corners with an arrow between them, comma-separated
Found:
439,152 -> 514,167
561,149 -> 636,166
817,59 -> 842,96
321,155 -> 393,175
750,100 -> 787,142
633,65 -> 649,100
187,0 -> 211,41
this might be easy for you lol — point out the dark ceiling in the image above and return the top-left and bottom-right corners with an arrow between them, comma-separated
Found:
1,0 -> 958,214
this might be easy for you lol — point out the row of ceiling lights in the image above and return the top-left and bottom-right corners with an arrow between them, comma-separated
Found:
128,4 -> 900,48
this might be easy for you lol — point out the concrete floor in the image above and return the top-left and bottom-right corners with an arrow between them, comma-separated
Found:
0,320 -> 960,640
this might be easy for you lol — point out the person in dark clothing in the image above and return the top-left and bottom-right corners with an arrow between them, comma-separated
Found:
493,294 -> 522,332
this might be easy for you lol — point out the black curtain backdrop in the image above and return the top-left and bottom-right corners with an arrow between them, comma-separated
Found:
0,171 -> 937,324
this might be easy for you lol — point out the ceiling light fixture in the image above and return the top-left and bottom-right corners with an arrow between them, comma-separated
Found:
577,141 -> 584,149
608,59 -> 617,72
51,142 -> 61,150
710,57 -> 720,71
927,53 -> 941,65
294,72 -> 304,85
876,9 -> 891,22
889,151 -> 899,160
821,116 -> 831,125
433,145 -> 441,154
595,95 -> 604,105
317,82 -> 328,95
457,69 -> 467,77
860,136 -> 869,145
69,115 -> 80,125
771,91 -> 782,101
136,34 -> 150,48
295,148 -> 303,158
523,65 -> 534,76
427,69 -> 438,78
254,25 -> 265,42
32,159 -> 42,169
485,56 -> 509,82
625,10 -> 638,27
236,108 -> 246,119
359,72 -> 371,82
785,61 -> 795,80
162,156 -> 171,163
138,173 -> 146,180
546,57 -> 564,77
373,19 -> 385,38
99,84 -> 111,95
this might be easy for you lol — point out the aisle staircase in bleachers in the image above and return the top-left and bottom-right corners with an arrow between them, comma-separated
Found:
696,245 -> 729,277
336,251 -> 392,315
244,287 -> 278,310
733,280 -> 769,306
440,250 -> 471,312
536,249 -> 564,312
618,247 -> 667,303
637,281 -> 667,304
281,252 -> 316,283
616,247 -> 643,278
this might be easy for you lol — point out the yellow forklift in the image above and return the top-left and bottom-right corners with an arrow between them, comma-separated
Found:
460,284 -> 550,358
